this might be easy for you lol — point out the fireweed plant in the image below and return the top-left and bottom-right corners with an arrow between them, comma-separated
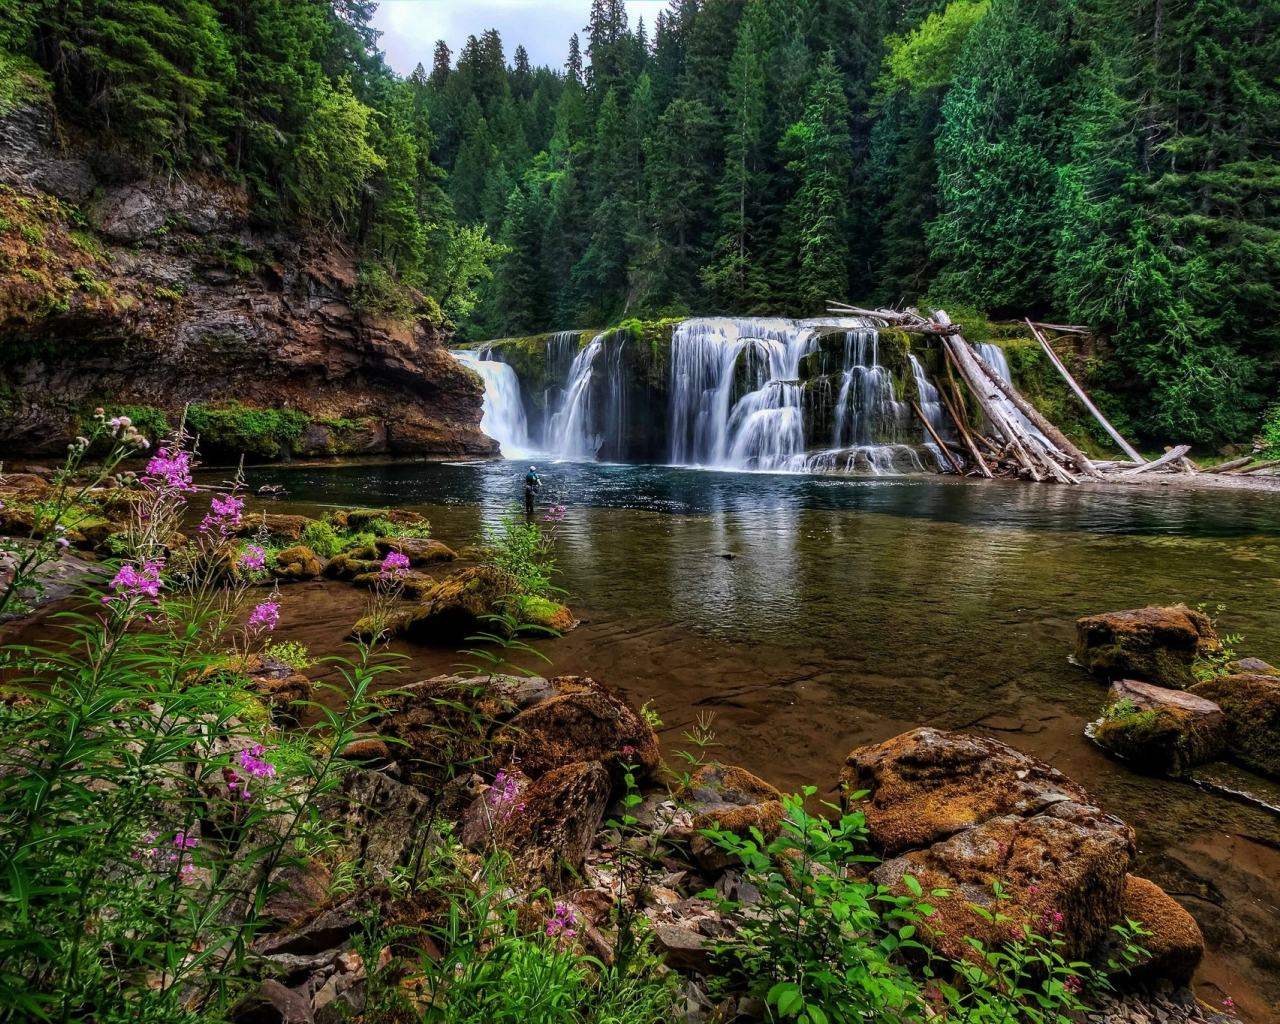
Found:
483,505 -> 564,597
0,432 -> 394,1023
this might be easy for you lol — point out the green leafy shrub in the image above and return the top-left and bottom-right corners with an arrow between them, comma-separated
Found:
261,638 -> 313,671
1259,403 -> 1280,459
300,518 -> 342,557
186,402 -> 312,459
483,507 -> 560,596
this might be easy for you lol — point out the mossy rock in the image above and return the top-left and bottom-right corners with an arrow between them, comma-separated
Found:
1188,674 -> 1280,779
455,544 -> 495,562
374,537 -> 455,566
503,594 -> 577,634
1075,605 -> 1219,690
236,514 -> 316,543
1093,705 -> 1224,778
321,553 -> 381,580
351,569 -> 435,601
272,545 -> 321,579
350,609 -> 412,641
333,508 -> 430,533
675,764 -> 786,873
401,566 -> 521,646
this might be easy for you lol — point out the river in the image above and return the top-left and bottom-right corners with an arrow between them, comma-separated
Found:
206,457 -> 1280,1017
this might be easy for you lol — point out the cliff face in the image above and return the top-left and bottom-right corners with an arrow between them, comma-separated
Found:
0,99 -> 497,462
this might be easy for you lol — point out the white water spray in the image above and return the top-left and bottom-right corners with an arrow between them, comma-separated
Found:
450,350 -> 531,457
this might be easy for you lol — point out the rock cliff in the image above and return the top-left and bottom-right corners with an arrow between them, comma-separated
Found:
0,98 -> 496,462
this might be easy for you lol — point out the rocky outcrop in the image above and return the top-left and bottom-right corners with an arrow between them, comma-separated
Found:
400,566 -> 521,645
846,729 -> 1138,962
1189,674 -> 1280,779
372,537 -> 455,566
0,100 -> 496,462
272,545 -> 322,580
1092,679 -> 1226,777
1075,606 -> 1218,690
674,765 -> 784,873
499,761 -> 612,889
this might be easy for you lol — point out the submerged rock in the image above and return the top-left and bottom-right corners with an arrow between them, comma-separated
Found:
321,553 -> 380,580
674,764 -> 784,873
1188,674 -> 1280,779
1075,605 -> 1218,690
845,728 -> 1136,962
502,593 -> 578,633
1092,678 -> 1225,777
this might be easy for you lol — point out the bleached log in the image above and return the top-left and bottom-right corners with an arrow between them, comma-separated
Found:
937,313 -> 1077,483
1201,456 -> 1254,474
1025,319 -> 1145,464
1120,445 -> 1191,475
967,348 -> 1100,478
935,378 -> 993,478
1238,458 -> 1280,475
913,402 -> 965,475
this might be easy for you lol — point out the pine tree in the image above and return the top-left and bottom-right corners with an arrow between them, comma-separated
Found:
779,51 -> 853,310
430,40 -> 451,89
565,32 -> 583,85
702,2 -> 771,310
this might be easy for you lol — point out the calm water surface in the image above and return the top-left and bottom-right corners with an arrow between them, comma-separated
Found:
212,460 -> 1280,1014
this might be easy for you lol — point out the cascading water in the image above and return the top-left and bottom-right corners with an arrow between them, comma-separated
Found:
544,329 -> 631,460
910,355 -> 950,469
450,350 -> 531,456
669,318 -> 817,472
668,317 -> 939,474
976,343 -> 1059,452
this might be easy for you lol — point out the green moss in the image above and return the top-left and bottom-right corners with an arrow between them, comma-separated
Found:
186,402 -> 311,460
299,519 -> 342,558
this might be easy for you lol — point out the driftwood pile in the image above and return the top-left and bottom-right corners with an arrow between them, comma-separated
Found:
826,302 -> 1274,484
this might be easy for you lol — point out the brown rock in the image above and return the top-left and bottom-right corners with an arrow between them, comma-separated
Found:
1092,679 -> 1225,777
840,727 -> 1092,854
311,767 -> 435,876
242,654 -> 313,715
229,979 -> 313,1024
374,536 -> 456,566
237,515 -> 314,543
0,472 -> 51,494
1229,657 -> 1279,676
494,675 -> 661,782
1103,876 -> 1204,986
272,545 -> 321,579
1075,606 -> 1218,690
1188,674 -> 1280,779
351,569 -> 435,601
402,566 -> 521,645
261,861 -> 332,930
873,805 -> 1135,961
653,922 -> 716,974
675,765 -> 785,873
321,553 -> 380,580
340,737 -> 390,762
500,761 -> 611,889
341,508 -> 431,532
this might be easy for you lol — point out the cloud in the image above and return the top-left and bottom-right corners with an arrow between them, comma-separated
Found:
372,0 -> 671,77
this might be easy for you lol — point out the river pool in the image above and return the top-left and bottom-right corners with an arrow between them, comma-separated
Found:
186,460 -> 1280,1014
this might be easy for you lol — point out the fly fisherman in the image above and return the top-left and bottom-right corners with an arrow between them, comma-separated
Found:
524,465 -> 541,520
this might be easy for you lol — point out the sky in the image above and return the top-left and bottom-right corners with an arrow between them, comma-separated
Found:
371,0 -> 672,77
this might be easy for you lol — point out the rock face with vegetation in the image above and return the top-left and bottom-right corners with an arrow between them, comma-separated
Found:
0,99 -> 496,463
1075,606 -> 1219,690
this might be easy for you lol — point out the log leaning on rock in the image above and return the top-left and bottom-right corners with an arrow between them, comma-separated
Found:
1120,445 -> 1192,476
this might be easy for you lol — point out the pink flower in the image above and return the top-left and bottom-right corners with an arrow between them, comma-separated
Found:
380,551 -> 411,579
1223,997 -> 1235,1009
489,770 -> 526,819
621,745 -> 635,755
141,447 -> 196,497
1063,976 -> 1083,994
247,601 -> 279,635
200,492 -> 244,537
104,560 -> 164,605
172,831 -> 198,849
546,903 -> 578,945
237,545 -> 266,572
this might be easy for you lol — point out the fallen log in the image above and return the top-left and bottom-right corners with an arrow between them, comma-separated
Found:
912,401 -> 965,476
935,377 -> 993,478
1025,319 -> 1144,464
938,314 -> 1077,483
1120,445 -> 1191,476
1201,456 -> 1253,474
967,347 -> 1100,478
1238,458 -> 1280,475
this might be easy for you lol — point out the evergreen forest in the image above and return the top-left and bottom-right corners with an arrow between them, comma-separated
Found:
2,0 -> 1279,444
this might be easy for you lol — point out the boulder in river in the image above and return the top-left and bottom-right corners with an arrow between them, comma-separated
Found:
240,654 -> 313,717
1188,674 -> 1280,779
845,728 -> 1136,961
1075,605 -> 1218,690
1102,875 -> 1205,986
321,553 -> 380,581
1092,678 -> 1225,777
373,536 -> 455,566
401,566 -> 521,645
271,545 -> 321,580
236,514 -> 315,543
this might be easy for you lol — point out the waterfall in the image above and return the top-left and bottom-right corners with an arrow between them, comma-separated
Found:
450,350 -> 531,456
976,343 -> 1059,452
909,355 -> 950,469
543,329 -> 631,460
668,318 -> 817,472
831,328 -> 910,448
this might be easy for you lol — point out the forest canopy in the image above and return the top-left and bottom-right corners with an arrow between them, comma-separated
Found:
1,0 -> 1278,444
